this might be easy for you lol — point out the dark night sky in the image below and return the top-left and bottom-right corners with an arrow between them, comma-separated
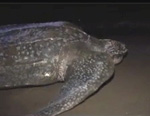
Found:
0,4 -> 150,36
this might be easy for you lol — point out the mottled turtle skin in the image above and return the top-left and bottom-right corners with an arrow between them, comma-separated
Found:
0,21 -> 127,116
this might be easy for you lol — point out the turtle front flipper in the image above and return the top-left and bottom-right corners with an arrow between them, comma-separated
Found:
32,53 -> 115,116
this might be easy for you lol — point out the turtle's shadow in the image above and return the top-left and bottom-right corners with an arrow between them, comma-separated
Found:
0,81 -> 60,90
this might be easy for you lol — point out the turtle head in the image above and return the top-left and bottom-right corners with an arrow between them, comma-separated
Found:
103,39 -> 128,64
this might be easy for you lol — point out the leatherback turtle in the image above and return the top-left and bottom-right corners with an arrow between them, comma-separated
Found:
0,21 -> 127,116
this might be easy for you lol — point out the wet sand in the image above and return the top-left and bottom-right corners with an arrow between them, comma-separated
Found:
0,35 -> 150,116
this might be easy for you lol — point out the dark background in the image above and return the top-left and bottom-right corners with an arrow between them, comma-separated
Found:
0,4 -> 150,37
0,4 -> 150,116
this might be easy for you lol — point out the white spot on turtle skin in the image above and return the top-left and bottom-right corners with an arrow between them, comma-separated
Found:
21,51 -> 25,54
29,46 -> 32,50
31,50 -> 35,54
24,56 -> 28,60
3,57 -> 6,61
57,42 -> 61,46
18,52 -> 21,55
26,51 -> 29,55
56,37 -> 62,41
64,104 -> 68,107
5,84 -> 11,87
48,48 -> 51,51
39,44 -> 43,48
74,33 -> 78,37
36,52 -> 41,56
44,53 -> 49,57
65,29 -> 69,33
23,46 -> 26,49
79,33 -> 83,38
25,83 -> 30,85
46,42 -> 49,46
97,62 -> 103,65
44,72 -> 51,77
18,41 -> 22,45
0,53 -> 4,57
16,46 -> 20,51
63,39 -> 67,43
30,54 -> 34,58
50,38 -> 54,40
12,55 -> 17,59
41,60 -> 48,64
61,107 -> 65,111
